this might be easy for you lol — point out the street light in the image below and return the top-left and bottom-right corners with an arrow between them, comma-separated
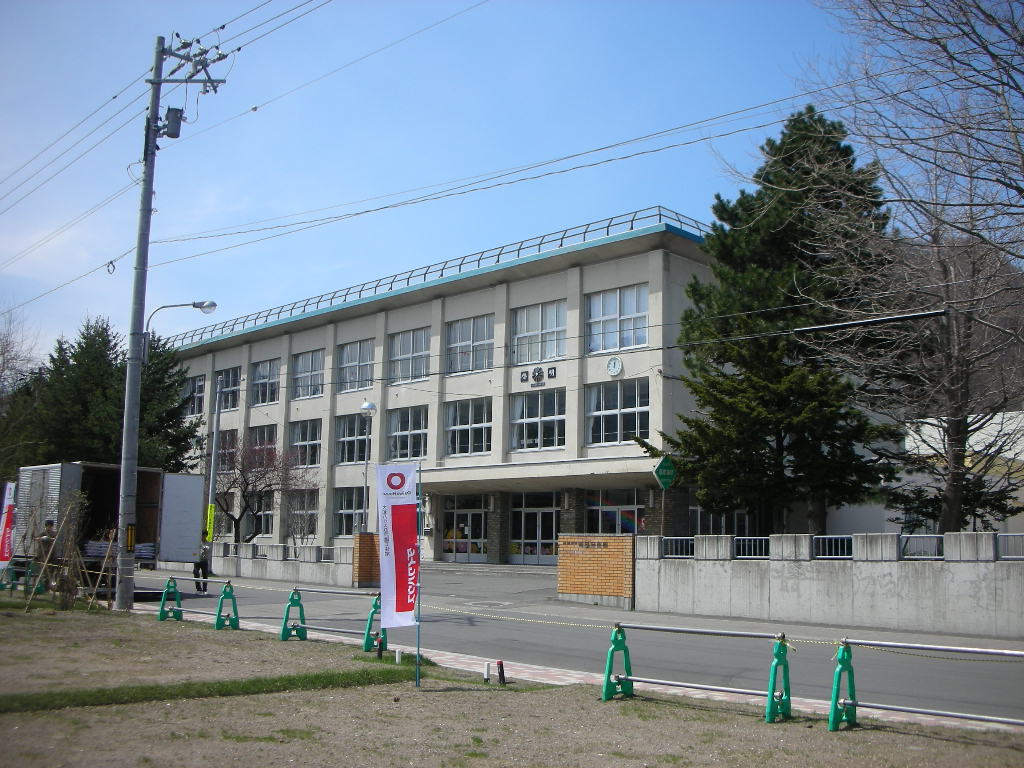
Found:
115,298 -> 216,611
143,301 -> 217,361
360,400 -> 377,534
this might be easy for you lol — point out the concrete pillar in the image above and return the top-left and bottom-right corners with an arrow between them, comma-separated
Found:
769,534 -> 813,561
635,535 -> 662,560
852,533 -> 900,561
943,532 -> 996,561
695,535 -> 734,560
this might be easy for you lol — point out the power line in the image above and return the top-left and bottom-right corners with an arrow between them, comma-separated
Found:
199,0 -> 278,40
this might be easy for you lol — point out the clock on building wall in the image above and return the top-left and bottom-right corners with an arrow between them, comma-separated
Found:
606,356 -> 623,376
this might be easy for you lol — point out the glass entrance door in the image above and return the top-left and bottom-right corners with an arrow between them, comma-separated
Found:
441,507 -> 487,563
510,492 -> 560,565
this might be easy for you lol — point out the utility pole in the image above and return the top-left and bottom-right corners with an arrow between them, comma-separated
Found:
115,36 -> 226,611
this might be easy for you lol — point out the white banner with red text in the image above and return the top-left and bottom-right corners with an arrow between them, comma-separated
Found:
376,463 -> 420,628
1,482 -> 15,569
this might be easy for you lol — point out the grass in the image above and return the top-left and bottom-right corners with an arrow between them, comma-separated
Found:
0,665 -> 415,714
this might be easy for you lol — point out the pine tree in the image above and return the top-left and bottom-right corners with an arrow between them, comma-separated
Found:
26,318 -> 200,472
661,107 -> 900,534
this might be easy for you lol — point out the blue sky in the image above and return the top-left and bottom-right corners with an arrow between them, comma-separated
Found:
0,0 -> 849,356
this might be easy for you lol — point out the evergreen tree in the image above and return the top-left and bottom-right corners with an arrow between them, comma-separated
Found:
25,318 -> 200,472
657,107 -> 900,534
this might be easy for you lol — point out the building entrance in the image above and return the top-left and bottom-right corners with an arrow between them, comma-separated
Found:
441,495 -> 488,563
510,492 -> 560,565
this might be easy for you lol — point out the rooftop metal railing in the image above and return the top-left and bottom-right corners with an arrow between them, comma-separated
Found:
734,536 -> 770,559
662,537 -> 695,558
165,206 -> 709,348
899,534 -> 944,560
996,533 -> 1024,560
812,535 -> 853,559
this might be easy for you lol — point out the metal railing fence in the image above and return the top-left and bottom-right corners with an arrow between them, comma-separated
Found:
662,537 -> 695,558
734,537 -> 770,559
900,534 -> 944,560
166,206 -> 709,348
996,533 -> 1024,560
812,536 -> 853,559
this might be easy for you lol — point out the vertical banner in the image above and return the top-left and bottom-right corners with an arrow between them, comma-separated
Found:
376,463 -> 420,628
0,482 -> 15,569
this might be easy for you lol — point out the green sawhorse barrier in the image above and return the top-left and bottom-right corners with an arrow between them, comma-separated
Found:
765,634 -> 792,722
0,566 -> 16,592
281,589 -> 387,652
828,641 -> 857,731
601,625 -> 634,701
157,577 -> 240,629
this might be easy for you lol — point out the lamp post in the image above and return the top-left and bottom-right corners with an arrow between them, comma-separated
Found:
114,298 -> 216,610
144,301 -> 217,361
360,400 -> 377,533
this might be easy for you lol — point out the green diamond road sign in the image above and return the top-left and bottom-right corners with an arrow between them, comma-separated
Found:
653,456 -> 676,490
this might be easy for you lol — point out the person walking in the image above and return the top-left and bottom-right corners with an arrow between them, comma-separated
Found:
193,532 -> 211,593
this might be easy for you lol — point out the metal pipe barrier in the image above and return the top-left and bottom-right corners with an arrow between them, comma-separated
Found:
828,638 -> 1024,731
279,588 -> 387,653
157,577 -> 240,630
603,622 -> 792,723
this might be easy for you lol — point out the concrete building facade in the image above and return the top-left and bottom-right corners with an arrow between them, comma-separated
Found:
170,208 -> 716,565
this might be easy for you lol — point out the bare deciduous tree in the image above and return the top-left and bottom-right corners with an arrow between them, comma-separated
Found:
212,431 -> 312,545
0,306 -> 39,479
795,0 -> 1024,531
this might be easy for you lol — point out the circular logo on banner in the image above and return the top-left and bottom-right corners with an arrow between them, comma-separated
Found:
386,473 -> 407,490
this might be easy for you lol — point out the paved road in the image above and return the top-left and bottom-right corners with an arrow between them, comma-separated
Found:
142,563 -> 1024,723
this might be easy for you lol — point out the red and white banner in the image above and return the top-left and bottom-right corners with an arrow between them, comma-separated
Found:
376,464 -> 420,628
0,482 -> 15,569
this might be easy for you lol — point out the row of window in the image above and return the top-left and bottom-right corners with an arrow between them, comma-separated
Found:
214,379 -> 650,468
220,488 -> 646,540
185,285 -> 649,415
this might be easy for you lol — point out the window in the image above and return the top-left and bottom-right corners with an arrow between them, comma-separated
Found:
445,398 -> 492,455
287,489 -> 319,539
250,358 -> 280,405
214,492 -> 234,537
217,429 -> 238,472
446,315 -> 493,374
184,374 -> 205,416
585,488 -> 646,534
388,328 -> 429,383
510,389 -> 566,450
290,419 -> 322,466
585,283 -> 648,353
337,339 -> 374,392
291,349 -> 325,398
253,491 -> 274,536
387,405 -> 428,459
511,300 -> 566,364
216,366 -> 241,410
586,378 -> 650,444
334,487 -> 365,536
335,413 -> 371,464
249,424 -> 277,467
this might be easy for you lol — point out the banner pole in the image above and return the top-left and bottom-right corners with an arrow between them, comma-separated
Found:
415,462 -> 422,688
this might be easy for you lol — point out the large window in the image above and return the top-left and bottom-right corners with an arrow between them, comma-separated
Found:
250,358 -> 280,405
291,349 -> 325,398
184,374 -> 205,416
335,413 -> 370,464
249,424 -> 277,467
216,366 -> 241,410
334,487 -> 365,536
511,300 -> 566,364
446,315 -> 493,374
388,328 -> 429,383
510,389 -> 566,450
337,339 -> 374,392
585,283 -> 648,353
287,489 -> 318,539
445,398 -> 492,455
586,378 -> 650,444
585,488 -> 646,534
290,419 -> 322,466
253,491 -> 274,536
217,429 -> 238,472
387,405 -> 428,459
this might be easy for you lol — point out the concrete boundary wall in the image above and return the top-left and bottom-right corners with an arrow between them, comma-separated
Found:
208,544 -> 355,588
634,534 -> 1024,639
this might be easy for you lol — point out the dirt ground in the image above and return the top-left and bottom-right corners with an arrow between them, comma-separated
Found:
1,602 -> 1022,768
